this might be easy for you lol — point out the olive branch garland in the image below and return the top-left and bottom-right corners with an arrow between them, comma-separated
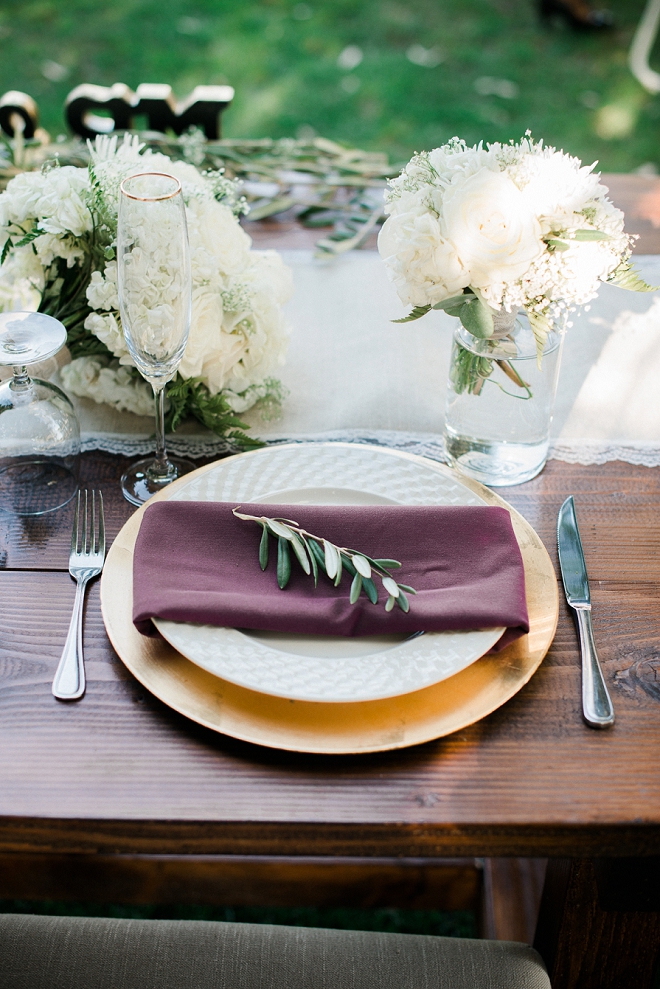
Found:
233,509 -> 416,613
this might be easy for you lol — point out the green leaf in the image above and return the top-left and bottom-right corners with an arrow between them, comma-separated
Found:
334,549 -> 343,587
309,538 -> 327,576
396,588 -> 410,613
324,540 -> 339,579
1,238 -> 13,265
382,576 -> 400,598
397,584 -> 417,594
371,558 -> 401,569
267,518 -> 294,539
526,309 -> 551,365
352,554 -> 371,578
259,524 -> 269,571
545,238 -> 570,252
302,535 -> 318,586
571,229 -> 613,241
459,295 -> 494,339
392,305 -> 431,323
163,375 -> 263,449
290,532 -> 311,575
340,552 -> 357,577
607,261 -> 657,293
277,536 -> 291,589
361,576 -> 378,605
349,572 -> 362,604
432,293 -> 474,313
385,594 -> 396,612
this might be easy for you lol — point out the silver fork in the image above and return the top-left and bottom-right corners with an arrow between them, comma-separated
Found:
52,490 -> 106,701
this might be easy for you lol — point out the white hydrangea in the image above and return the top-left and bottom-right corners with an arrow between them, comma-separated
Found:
379,135 -> 632,322
0,134 -> 293,421
85,137 -> 293,402
60,355 -> 154,417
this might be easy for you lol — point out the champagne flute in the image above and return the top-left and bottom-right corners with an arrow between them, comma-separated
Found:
117,171 -> 194,505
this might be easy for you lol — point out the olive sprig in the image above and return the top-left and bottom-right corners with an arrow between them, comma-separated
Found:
233,508 -> 416,613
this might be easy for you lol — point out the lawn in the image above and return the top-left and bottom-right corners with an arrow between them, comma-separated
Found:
0,0 -> 656,171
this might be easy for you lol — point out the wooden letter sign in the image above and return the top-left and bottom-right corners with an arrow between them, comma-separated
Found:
65,83 -> 234,140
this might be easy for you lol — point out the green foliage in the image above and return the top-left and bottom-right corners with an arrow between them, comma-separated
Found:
164,376 -> 263,449
0,0 -> 650,172
607,261 -> 657,292
392,305 -> 431,323
234,508 -> 416,611
457,294 -> 494,338
450,345 -> 494,396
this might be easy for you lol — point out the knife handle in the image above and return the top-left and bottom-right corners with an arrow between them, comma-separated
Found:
574,607 -> 615,728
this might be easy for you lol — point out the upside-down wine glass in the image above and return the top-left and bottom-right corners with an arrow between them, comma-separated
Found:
117,171 -> 194,506
0,310 -> 80,515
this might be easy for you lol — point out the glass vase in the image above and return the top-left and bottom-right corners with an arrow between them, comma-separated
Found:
443,309 -> 563,486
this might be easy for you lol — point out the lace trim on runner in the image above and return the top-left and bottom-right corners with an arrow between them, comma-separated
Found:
81,430 -> 660,467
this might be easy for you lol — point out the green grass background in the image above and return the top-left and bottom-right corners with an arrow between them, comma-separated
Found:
0,0 -> 657,170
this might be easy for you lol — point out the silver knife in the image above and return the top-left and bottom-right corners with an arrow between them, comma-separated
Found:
557,496 -> 615,729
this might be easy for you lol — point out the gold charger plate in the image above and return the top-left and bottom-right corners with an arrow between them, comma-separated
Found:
100,445 -> 558,754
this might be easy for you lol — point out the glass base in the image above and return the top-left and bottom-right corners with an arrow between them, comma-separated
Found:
445,429 -> 548,487
121,455 -> 195,506
0,460 -> 78,515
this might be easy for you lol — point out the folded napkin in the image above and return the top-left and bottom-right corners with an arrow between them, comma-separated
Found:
132,501 -> 528,649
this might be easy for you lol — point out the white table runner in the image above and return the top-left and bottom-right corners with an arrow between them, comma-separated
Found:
61,251 -> 660,467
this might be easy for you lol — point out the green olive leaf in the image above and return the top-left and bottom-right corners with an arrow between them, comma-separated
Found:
259,524 -> 269,571
290,532 -> 311,575
361,576 -> 378,605
324,540 -> 339,579
277,536 -> 291,589
349,572 -> 363,604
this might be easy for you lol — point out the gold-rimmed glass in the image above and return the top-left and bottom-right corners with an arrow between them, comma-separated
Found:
117,171 -> 194,506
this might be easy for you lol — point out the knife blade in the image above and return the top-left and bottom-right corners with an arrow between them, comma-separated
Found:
557,496 -> 614,729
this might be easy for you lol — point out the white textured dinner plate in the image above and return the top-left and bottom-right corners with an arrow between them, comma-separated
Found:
153,443 -> 506,703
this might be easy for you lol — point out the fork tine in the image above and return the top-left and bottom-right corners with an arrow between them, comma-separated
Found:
71,490 -> 80,555
91,490 -> 96,554
83,489 -> 89,555
97,491 -> 105,557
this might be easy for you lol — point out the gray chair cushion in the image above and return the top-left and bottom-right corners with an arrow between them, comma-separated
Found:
0,913 -> 551,989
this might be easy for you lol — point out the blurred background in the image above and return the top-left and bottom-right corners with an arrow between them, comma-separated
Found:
0,0 -> 655,171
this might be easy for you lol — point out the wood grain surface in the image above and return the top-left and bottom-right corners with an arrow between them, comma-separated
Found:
0,453 -> 659,857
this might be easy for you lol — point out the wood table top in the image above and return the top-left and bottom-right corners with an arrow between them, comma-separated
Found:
1,179 -> 659,860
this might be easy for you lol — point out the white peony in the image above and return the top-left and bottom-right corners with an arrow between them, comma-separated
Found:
442,168 -> 543,292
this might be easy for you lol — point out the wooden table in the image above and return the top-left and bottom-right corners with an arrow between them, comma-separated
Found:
2,176 -> 660,989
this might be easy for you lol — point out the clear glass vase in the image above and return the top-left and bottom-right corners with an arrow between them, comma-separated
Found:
443,309 -> 563,486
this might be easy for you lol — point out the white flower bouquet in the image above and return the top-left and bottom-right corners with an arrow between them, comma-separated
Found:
0,135 -> 293,445
378,134 -> 652,368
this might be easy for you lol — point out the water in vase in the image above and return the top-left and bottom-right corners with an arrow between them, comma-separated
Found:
444,315 -> 563,486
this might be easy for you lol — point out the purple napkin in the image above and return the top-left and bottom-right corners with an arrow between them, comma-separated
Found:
132,502 -> 528,650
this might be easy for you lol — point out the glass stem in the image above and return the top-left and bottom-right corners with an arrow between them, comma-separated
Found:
9,365 -> 34,406
150,384 -> 171,479
10,365 -> 30,390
